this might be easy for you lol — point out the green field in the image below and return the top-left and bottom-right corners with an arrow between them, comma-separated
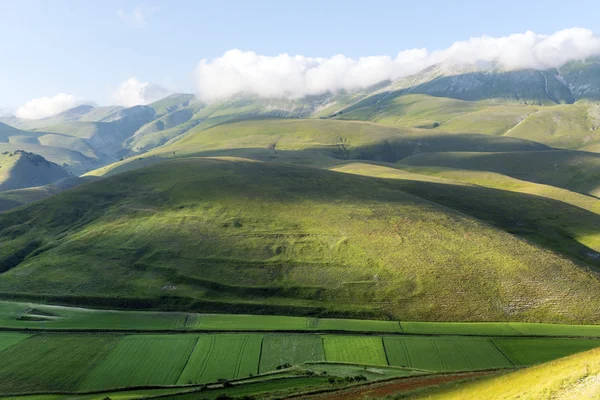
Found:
3,301 -> 600,338
384,337 -> 513,371
491,338 -> 600,366
0,331 -> 597,396
80,335 -> 197,390
0,332 -> 29,352
323,336 -> 388,365
0,335 -> 118,394
177,334 -> 262,384
259,334 -> 325,373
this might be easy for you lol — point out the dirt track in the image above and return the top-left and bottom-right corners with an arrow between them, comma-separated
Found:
289,370 -> 499,400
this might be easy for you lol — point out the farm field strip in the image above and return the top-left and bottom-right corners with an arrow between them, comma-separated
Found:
3,301 -> 600,337
79,335 -> 198,391
259,334 -> 326,373
323,336 -> 388,365
177,334 -> 263,384
1,333 -> 600,395
383,337 -> 514,371
491,338 -> 600,366
0,332 -> 30,352
0,334 -> 119,395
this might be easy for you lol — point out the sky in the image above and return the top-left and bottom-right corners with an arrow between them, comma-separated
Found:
1,0 -> 599,117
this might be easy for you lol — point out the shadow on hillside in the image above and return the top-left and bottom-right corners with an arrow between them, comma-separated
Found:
398,149 -> 600,199
6,151 -> 600,271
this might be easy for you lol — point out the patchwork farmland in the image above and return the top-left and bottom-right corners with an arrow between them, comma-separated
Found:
1,315 -> 600,398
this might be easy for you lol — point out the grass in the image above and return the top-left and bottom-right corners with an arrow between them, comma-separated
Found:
331,161 -> 600,266
259,334 -> 325,373
399,150 -> 600,197
383,337 -> 513,371
80,335 -> 197,390
88,117 -> 548,178
0,332 -> 598,396
491,338 -> 600,366
0,332 -> 30,352
399,322 -> 521,336
188,314 -> 309,331
403,347 -> 600,400
4,301 -> 600,338
3,158 -> 600,323
323,336 -> 388,365
0,334 -> 118,395
177,334 -> 263,384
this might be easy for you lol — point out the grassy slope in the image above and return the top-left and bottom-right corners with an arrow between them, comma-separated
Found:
331,163 -> 600,264
0,176 -> 98,212
406,347 -> 600,400
0,151 -> 70,191
88,118 -> 548,178
332,93 -> 600,152
505,102 -> 600,150
4,300 -> 600,336
2,158 -> 600,322
399,150 -> 600,197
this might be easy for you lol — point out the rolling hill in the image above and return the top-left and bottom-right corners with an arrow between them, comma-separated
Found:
0,57 -> 598,178
88,118 -> 550,177
2,157 -> 600,323
0,150 -> 70,191
399,150 -> 600,197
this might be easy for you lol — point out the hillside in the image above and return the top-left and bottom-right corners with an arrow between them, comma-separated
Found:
399,150 -> 600,197
0,57 -> 598,174
405,347 -> 600,400
0,151 -> 70,191
331,163 -> 600,265
88,118 -> 549,177
0,175 -> 97,212
2,157 -> 600,322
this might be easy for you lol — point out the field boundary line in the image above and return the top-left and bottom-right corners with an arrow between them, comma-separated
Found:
488,338 -> 515,367
257,335 -> 266,374
176,335 -> 200,384
397,321 -> 404,333
3,326 -> 600,341
382,337 -> 391,367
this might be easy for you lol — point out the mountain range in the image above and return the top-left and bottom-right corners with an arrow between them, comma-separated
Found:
1,57 -> 599,181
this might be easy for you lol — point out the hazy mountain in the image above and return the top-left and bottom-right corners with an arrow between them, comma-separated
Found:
0,150 -> 70,191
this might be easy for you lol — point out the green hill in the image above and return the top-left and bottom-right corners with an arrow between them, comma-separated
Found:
331,163 -> 600,265
400,150 -> 600,197
90,118 -> 549,178
0,150 -> 70,191
405,347 -> 600,400
3,157 -> 600,323
0,175 -> 97,212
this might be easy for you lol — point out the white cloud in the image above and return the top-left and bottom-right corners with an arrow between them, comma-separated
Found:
117,5 -> 158,26
194,28 -> 600,102
15,93 -> 90,120
112,77 -> 171,107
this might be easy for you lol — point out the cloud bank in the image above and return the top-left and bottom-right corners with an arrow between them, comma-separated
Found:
194,28 -> 600,102
112,78 -> 171,107
15,93 -> 90,120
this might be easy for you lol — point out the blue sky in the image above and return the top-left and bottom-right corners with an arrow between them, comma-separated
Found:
1,0 -> 599,110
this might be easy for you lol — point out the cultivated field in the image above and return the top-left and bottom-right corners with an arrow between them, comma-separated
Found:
0,329 -> 598,396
